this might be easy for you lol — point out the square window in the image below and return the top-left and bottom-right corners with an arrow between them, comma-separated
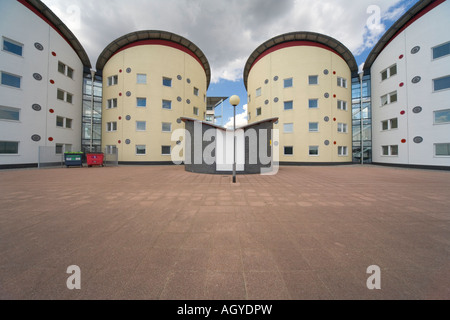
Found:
256,107 -> 262,116
309,99 -> 318,109
137,98 -> 146,107
337,100 -> 347,111
136,121 -> 146,131
67,67 -> 74,79
1,72 -> 21,88
382,120 -> 389,131
337,77 -> 347,88
433,76 -> 450,92
137,74 -> 147,84
256,87 -> 261,97
433,42 -> 450,60
107,122 -> 117,132
162,122 -> 172,132
308,75 -> 318,85
434,109 -> 450,124
284,123 -> 293,133
66,118 -> 72,129
381,94 -> 388,106
163,77 -> 172,87
162,145 -> 171,155
284,78 -> 293,88
2,38 -> 23,56
284,146 -> 293,155
136,145 -> 146,155
193,107 -> 199,116
162,100 -> 172,110
0,106 -> 20,121
107,98 -> 117,109
58,61 -> 66,74
390,92 -> 397,103
248,112 -> 251,121
381,70 -> 388,81
338,123 -> 348,133
389,65 -> 397,77
338,146 -> 348,156
284,101 -> 293,110
309,146 -> 319,156
309,122 -> 319,132
194,87 -> 199,96
55,144 -> 63,154
382,145 -> 389,156
57,89 -> 65,101
435,143 -> 450,156
107,75 -> 118,86
0,141 -> 19,154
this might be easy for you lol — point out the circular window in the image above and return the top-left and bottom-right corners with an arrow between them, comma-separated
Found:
412,106 -> 422,114
186,99 -> 191,104
126,115 -> 131,121
265,79 -> 269,84
323,69 -> 329,75
274,97 -> 279,103
187,78 -> 191,84
177,97 -> 182,102
176,140 -> 181,145
177,75 -> 182,80
33,73 -> 42,81
126,91 -> 131,97
324,93 -> 330,98
126,68 -> 132,73
413,136 -> 423,144
274,141 -> 279,147
34,42 -> 44,51
177,118 -> 182,124
411,46 -> 420,54
32,104 -> 42,111
324,140 -> 330,146
411,76 -> 421,84
265,100 -> 269,105
125,139 -> 131,145
324,116 -> 330,122
273,76 -> 279,81
31,134 -> 41,142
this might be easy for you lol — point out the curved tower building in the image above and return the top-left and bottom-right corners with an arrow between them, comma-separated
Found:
97,30 -> 211,164
244,32 -> 357,164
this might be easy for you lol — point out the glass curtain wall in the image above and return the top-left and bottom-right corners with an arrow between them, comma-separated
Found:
82,69 -> 103,153
351,72 -> 372,163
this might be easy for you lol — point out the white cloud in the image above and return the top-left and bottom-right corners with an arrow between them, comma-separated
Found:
224,104 -> 248,129
41,0 -> 415,81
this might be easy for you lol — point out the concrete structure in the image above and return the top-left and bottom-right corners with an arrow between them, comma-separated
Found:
97,31 -> 211,164
244,32 -> 358,165
0,0 -> 91,168
181,117 -> 277,174
366,0 -> 450,169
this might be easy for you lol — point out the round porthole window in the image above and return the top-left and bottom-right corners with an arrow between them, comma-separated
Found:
34,42 -> 44,51
177,75 -> 182,80
177,118 -> 182,124
324,116 -> 330,122
126,115 -> 131,121
186,99 -> 191,104
126,91 -> 131,97
33,73 -> 42,81
274,97 -> 279,103
412,106 -> 422,114
413,136 -> 423,144
273,76 -> 279,81
177,97 -> 182,102
32,104 -> 42,111
411,46 -> 420,54
265,79 -> 269,84
324,140 -> 330,146
125,139 -> 131,145
126,68 -> 132,73
324,93 -> 329,98
265,100 -> 269,105
31,134 -> 41,142
411,76 -> 421,84
187,78 -> 191,84
323,69 -> 329,75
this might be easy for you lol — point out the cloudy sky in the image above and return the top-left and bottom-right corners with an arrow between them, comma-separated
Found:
41,0 -> 419,126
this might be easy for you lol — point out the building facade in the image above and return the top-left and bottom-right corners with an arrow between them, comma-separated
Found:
244,32 -> 357,164
96,31 -> 211,164
366,0 -> 450,168
0,0 -> 91,168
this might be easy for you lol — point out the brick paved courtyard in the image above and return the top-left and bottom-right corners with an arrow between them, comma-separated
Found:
0,165 -> 449,299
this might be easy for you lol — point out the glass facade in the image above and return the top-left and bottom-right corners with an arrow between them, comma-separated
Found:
82,70 -> 103,153
351,73 -> 372,163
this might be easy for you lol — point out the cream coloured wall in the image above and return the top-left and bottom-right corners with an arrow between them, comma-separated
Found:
247,45 -> 352,163
101,44 -> 207,162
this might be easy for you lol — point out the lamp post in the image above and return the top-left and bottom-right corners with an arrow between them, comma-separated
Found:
229,95 -> 240,183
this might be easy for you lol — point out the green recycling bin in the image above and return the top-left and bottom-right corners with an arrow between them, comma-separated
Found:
64,152 -> 84,168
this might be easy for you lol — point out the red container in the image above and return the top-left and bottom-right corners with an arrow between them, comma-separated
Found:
86,153 -> 104,167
